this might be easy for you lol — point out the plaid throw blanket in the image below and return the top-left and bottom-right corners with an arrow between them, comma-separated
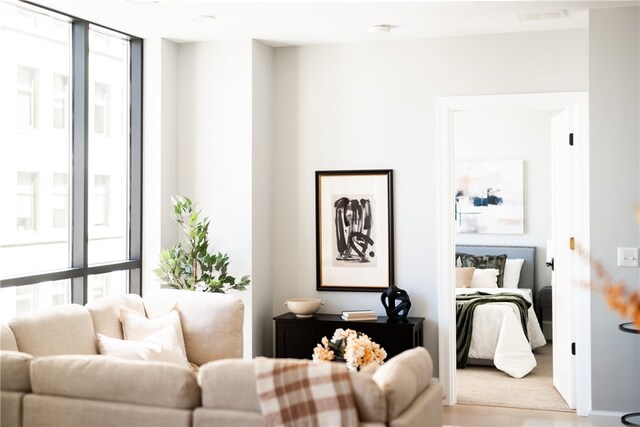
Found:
254,358 -> 358,427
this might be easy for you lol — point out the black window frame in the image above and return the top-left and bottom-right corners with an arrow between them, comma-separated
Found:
0,1 -> 143,304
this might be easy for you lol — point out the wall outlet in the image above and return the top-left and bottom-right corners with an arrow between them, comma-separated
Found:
617,247 -> 639,267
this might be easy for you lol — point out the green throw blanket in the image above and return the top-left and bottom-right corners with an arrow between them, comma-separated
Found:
456,292 -> 531,368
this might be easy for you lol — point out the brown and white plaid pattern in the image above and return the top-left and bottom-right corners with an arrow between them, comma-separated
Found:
254,358 -> 358,427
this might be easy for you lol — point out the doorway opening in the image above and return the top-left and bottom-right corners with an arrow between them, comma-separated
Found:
436,92 -> 591,416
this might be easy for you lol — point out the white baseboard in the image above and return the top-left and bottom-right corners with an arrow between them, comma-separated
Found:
588,410 -> 625,424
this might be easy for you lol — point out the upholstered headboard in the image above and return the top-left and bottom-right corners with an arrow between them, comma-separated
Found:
455,245 -> 536,293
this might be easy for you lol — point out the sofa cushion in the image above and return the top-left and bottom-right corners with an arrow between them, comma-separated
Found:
198,359 -> 261,412
349,371 -> 387,423
1,324 -> 18,351
144,290 -> 244,365
86,294 -> 146,339
30,355 -> 200,409
1,351 -> 32,392
2,391 -> 24,427
97,325 -> 190,368
8,304 -> 97,356
373,347 -> 433,420
23,395 -> 194,427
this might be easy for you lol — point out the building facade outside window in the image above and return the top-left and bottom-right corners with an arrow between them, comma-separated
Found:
0,2 -> 142,322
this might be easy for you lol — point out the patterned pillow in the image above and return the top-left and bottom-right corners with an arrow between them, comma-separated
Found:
459,253 -> 508,288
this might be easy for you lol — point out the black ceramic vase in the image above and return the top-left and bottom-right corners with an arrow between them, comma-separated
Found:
380,284 -> 411,320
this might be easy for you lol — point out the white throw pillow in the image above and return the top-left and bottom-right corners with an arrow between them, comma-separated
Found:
470,268 -> 499,288
97,325 -> 189,368
119,306 -> 189,364
503,259 -> 525,289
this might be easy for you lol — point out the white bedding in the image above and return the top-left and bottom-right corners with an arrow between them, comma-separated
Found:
456,287 -> 547,378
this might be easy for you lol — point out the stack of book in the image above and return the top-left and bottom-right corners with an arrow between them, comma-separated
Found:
341,310 -> 377,321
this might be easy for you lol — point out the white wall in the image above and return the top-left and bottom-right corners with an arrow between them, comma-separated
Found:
589,6 -> 640,414
174,40 -> 275,357
177,41 -> 254,357
142,38 -> 178,295
454,109 -> 557,294
252,40 -> 275,357
272,29 -> 588,373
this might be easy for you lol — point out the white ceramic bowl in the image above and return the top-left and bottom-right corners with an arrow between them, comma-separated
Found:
285,298 -> 324,318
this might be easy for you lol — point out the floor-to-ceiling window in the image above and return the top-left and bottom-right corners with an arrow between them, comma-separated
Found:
0,2 -> 142,321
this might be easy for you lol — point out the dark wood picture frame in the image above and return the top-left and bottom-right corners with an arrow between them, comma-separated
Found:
315,169 -> 394,292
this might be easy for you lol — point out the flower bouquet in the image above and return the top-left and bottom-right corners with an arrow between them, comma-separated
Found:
312,328 -> 387,371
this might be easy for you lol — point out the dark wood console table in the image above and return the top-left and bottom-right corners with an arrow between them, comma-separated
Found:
274,313 -> 424,360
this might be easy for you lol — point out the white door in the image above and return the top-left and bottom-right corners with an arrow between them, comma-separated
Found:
550,109 -> 576,409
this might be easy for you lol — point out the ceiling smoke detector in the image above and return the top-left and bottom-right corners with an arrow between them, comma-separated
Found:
517,9 -> 568,22
369,24 -> 393,34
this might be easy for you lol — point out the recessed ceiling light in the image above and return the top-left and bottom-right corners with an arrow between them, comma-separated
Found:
192,15 -> 217,24
369,24 -> 393,34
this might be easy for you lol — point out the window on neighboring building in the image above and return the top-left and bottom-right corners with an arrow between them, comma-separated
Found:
94,82 -> 110,136
17,66 -> 38,130
53,74 -> 69,130
0,2 -> 142,315
92,175 -> 110,227
52,173 -> 68,229
16,172 -> 38,231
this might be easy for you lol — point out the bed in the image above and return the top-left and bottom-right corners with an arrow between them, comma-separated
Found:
455,245 -> 546,378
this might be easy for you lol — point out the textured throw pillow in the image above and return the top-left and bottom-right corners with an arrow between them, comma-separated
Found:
96,325 -> 190,368
455,267 -> 476,288
470,268 -> 499,288
119,306 -> 189,365
459,253 -> 508,287
503,258 -> 525,289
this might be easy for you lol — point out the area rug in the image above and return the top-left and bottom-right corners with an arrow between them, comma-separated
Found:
456,343 -> 572,412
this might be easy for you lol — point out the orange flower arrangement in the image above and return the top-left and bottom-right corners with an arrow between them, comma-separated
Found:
579,208 -> 640,328
583,246 -> 640,328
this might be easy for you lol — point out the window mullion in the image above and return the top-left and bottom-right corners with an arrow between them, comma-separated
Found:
128,38 -> 142,296
71,21 -> 89,305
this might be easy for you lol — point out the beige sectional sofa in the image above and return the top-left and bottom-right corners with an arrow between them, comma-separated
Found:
0,290 -> 443,427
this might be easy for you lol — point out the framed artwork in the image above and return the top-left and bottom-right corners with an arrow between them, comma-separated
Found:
455,160 -> 524,234
315,170 -> 394,292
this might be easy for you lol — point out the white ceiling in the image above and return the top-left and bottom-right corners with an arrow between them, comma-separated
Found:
24,1 -> 640,46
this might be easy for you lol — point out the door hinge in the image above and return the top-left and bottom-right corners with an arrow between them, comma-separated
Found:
571,342 -> 576,355
569,133 -> 574,146
569,237 -> 575,251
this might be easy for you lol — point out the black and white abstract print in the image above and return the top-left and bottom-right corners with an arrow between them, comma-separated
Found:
333,196 -> 376,266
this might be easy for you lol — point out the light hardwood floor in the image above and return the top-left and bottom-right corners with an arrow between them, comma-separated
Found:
444,404 -> 622,427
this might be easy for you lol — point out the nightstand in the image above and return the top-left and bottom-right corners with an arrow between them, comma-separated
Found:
536,286 -> 552,336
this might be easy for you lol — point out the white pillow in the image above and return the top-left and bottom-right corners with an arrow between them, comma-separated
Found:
119,306 -> 189,365
503,259 -> 525,289
470,268 -> 499,288
120,306 -> 187,349
97,325 -> 189,368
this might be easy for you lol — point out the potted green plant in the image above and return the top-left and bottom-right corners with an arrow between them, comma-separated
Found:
154,196 -> 250,293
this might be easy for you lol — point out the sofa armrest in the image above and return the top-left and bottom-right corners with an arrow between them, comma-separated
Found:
373,347 -> 434,420
198,359 -> 261,412
389,382 -> 443,427
30,355 -> 200,409
1,350 -> 32,392
1,324 -> 18,351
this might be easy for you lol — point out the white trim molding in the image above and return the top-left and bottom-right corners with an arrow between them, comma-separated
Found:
436,92 -> 591,415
